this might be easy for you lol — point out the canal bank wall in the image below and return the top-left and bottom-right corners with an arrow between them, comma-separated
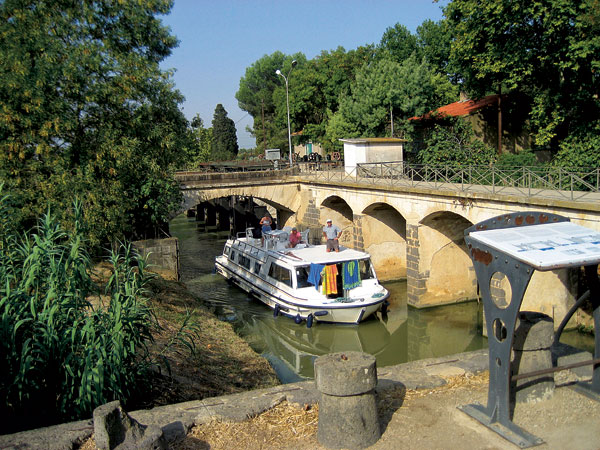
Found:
1,344 -> 593,449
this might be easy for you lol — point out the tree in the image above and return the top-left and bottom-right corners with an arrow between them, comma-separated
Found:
445,0 -> 600,148
416,19 -> 453,78
326,55 -> 458,143
211,104 -> 238,160
377,23 -> 419,62
0,0 -> 187,247
188,114 -> 213,166
236,52 -> 306,151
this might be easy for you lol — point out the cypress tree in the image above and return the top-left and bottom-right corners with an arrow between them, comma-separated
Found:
211,104 -> 239,160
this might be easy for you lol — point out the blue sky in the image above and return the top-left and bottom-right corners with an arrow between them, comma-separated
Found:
160,0 -> 449,148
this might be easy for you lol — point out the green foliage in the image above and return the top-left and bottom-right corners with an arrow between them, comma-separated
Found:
0,192 -> 192,429
0,0 -> 187,247
552,122 -> 600,168
236,52 -> 307,151
187,115 -> 214,166
496,149 -> 541,168
416,19 -> 453,78
445,0 -> 600,148
377,23 -> 419,62
417,118 -> 496,167
211,104 -> 239,161
328,55 -> 458,140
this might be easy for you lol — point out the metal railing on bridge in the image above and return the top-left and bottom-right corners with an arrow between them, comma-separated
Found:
177,161 -> 600,203
296,161 -> 600,203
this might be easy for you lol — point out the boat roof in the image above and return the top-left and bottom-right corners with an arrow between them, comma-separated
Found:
274,245 -> 369,267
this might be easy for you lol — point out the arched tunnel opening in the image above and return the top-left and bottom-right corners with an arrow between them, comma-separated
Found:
361,203 -> 407,281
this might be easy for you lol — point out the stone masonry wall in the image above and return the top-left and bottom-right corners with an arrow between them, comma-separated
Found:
406,224 -> 429,307
352,214 -> 365,251
132,237 -> 180,281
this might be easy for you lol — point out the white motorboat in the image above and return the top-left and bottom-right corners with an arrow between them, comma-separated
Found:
214,227 -> 389,327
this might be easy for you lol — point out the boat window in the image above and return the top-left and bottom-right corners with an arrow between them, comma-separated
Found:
224,247 -> 230,256
295,266 -> 311,288
359,259 -> 374,279
268,263 -> 292,287
238,254 -> 251,270
230,251 -> 237,262
254,262 -> 262,274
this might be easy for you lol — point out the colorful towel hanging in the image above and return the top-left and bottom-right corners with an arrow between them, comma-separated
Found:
342,260 -> 361,290
321,264 -> 338,295
308,263 -> 325,291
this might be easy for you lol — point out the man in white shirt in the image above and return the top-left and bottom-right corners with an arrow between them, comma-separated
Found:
322,219 -> 342,252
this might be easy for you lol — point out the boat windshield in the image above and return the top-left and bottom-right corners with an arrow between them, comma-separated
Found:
360,259 -> 374,280
296,266 -> 312,288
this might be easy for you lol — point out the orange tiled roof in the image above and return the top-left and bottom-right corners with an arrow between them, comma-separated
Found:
410,94 -> 500,121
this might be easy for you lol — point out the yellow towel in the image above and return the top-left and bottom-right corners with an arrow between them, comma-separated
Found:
321,265 -> 338,295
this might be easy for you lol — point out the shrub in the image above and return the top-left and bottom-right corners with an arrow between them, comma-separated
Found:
417,118 -> 496,167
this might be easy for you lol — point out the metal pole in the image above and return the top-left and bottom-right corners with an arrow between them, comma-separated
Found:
285,77 -> 292,166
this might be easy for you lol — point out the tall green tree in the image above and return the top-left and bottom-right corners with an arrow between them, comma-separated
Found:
445,0 -> 600,147
416,19 -> 453,77
187,114 -> 213,166
236,52 -> 306,151
325,55 -> 458,146
0,0 -> 187,247
210,104 -> 238,160
377,23 -> 419,62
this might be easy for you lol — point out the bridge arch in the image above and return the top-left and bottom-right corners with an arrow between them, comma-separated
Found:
179,183 -> 302,229
319,195 -> 354,245
360,202 -> 407,280
408,211 -> 477,307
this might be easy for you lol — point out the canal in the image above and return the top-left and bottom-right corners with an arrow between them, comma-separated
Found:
170,214 -> 593,383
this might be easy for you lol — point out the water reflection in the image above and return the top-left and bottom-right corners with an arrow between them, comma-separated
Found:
170,215 -> 495,382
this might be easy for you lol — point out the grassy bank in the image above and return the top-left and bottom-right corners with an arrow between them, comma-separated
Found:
92,263 -> 280,412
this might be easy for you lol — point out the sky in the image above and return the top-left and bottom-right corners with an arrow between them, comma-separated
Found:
160,0 -> 449,149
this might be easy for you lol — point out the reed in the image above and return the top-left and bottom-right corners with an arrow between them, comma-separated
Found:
0,187 -> 180,427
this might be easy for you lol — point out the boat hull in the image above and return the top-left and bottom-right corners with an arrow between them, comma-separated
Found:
215,257 -> 387,325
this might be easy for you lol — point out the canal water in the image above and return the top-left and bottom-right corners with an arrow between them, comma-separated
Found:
170,214 -> 593,383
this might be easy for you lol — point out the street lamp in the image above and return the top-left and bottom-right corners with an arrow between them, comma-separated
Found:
276,59 -> 297,167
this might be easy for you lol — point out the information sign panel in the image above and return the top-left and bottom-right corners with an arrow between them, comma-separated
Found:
469,221 -> 600,270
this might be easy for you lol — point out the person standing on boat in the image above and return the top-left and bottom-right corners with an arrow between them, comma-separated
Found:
322,219 -> 342,252
260,214 -> 272,233
260,214 -> 272,245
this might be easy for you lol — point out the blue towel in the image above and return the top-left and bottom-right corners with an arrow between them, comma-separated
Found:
342,260 -> 361,290
308,263 -> 325,291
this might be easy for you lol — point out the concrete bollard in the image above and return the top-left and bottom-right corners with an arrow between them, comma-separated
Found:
314,351 -> 380,449
511,311 -> 555,404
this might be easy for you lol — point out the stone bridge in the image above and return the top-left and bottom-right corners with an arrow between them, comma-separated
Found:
175,167 -> 600,328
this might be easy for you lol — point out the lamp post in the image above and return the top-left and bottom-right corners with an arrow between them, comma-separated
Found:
276,59 -> 297,167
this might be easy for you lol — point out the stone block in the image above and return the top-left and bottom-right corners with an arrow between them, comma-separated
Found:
315,352 -> 380,449
315,352 -> 377,396
93,401 -> 167,450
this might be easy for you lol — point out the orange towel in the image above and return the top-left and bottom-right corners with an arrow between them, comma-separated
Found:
321,265 -> 338,295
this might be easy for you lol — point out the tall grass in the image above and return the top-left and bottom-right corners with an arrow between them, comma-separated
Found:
0,186 -> 174,429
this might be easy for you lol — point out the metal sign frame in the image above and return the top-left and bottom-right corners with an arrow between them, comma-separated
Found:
461,211 -> 600,448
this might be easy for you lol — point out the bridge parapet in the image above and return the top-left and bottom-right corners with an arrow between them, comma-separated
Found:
175,167 -> 298,185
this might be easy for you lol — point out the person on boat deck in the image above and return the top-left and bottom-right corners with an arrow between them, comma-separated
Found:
259,214 -> 272,233
260,214 -> 272,245
322,219 -> 342,253
288,227 -> 303,248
